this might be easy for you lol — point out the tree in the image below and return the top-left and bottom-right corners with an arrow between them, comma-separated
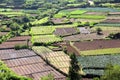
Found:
108,33 -> 120,39
96,27 -> 102,35
40,74 -> 54,80
101,65 -> 120,80
68,53 -> 81,80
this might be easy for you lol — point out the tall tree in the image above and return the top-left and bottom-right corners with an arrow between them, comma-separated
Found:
68,53 -> 81,80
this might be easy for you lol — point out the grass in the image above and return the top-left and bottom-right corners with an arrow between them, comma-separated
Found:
80,48 -> 120,56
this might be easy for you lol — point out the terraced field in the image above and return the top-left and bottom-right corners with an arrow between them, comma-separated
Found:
73,40 -> 120,55
77,54 -> 120,76
54,27 -> 79,36
32,35 -> 62,44
32,46 -> 71,74
31,27 -> 55,35
0,49 -> 66,80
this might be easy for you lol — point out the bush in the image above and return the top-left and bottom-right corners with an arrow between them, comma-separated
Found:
14,45 -> 29,50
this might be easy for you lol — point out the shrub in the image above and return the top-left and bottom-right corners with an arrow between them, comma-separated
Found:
14,45 -> 29,50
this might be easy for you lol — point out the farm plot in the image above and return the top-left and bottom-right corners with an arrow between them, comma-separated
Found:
69,15 -> 106,19
51,18 -> 72,24
101,19 -> 120,23
93,26 -> 120,31
74,40 -> 120,51
80,48 -> 120,56
70,10 -> 87,15
20,30 -> 30,36
32,46 -> 53,55
63,33 -> 105,42
85,12 -> 107,15
7,36 -> 31,42
32,35 -> 62,44
54,27 -> 79,36
96,23 -> 120,27
77,54 -> 120,75
79,7 -> 120,12
0,49 -> 66,80
30,26 -> 55,35
32,46 -> 71,74
31,17 -> 49,26
108,12 -> 120,15
0,32 -> 8,36
73,40 -> 120,55
0,11 -> 27,17
0,41 -> 31,49
54,12 -> 67,18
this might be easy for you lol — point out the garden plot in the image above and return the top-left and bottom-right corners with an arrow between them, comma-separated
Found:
30,26 -> 55,35
101,19 -> 120,23
63,33 -> 105,42
31,17 -> 49,26
54,27 -> 79,36
51,18 -> 71,24
74,40 -> 120,51
32,46 -> 71,74
73,40 -> 120,55
7,36 -> 31,42
32,35 -> 62,44
20,30 -> 30,36
85,12 -> 107,15
69,15 -> 106,19
77,54 -> 120,75
0,49 -> 66,80
0,32 -> 8,36
108,12 -> 120,15
0,41 -> 31,49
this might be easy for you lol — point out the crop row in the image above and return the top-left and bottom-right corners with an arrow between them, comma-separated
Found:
80,48 -> 120,56
77,54 -> 120,75
32,35 -> 62,44
32,46 -> 71,74
30,26 -> 55,35
96,23 -> 120,27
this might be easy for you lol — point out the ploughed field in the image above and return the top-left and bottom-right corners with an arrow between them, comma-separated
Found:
74,40 -> 120,51
0,36 -> 31,49
54,27 -> 79,36
101,19 -> 120,23
0,49 -> 66,80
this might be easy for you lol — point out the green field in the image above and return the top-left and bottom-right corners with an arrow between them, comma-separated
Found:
0,11 -> 27,17
80,48 -> 120,56
30,26 -> 55,35
70,15 -> 106,19
31,17 -> 49,25
70,10 -> 87,15
32,35 -> 62,44
54,12 -> 67,18
32,46 -> 53,54
96,23 -> 120,27
93,26 -> 120,31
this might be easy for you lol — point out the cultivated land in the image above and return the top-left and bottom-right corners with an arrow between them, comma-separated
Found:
0,1 -> 120,79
